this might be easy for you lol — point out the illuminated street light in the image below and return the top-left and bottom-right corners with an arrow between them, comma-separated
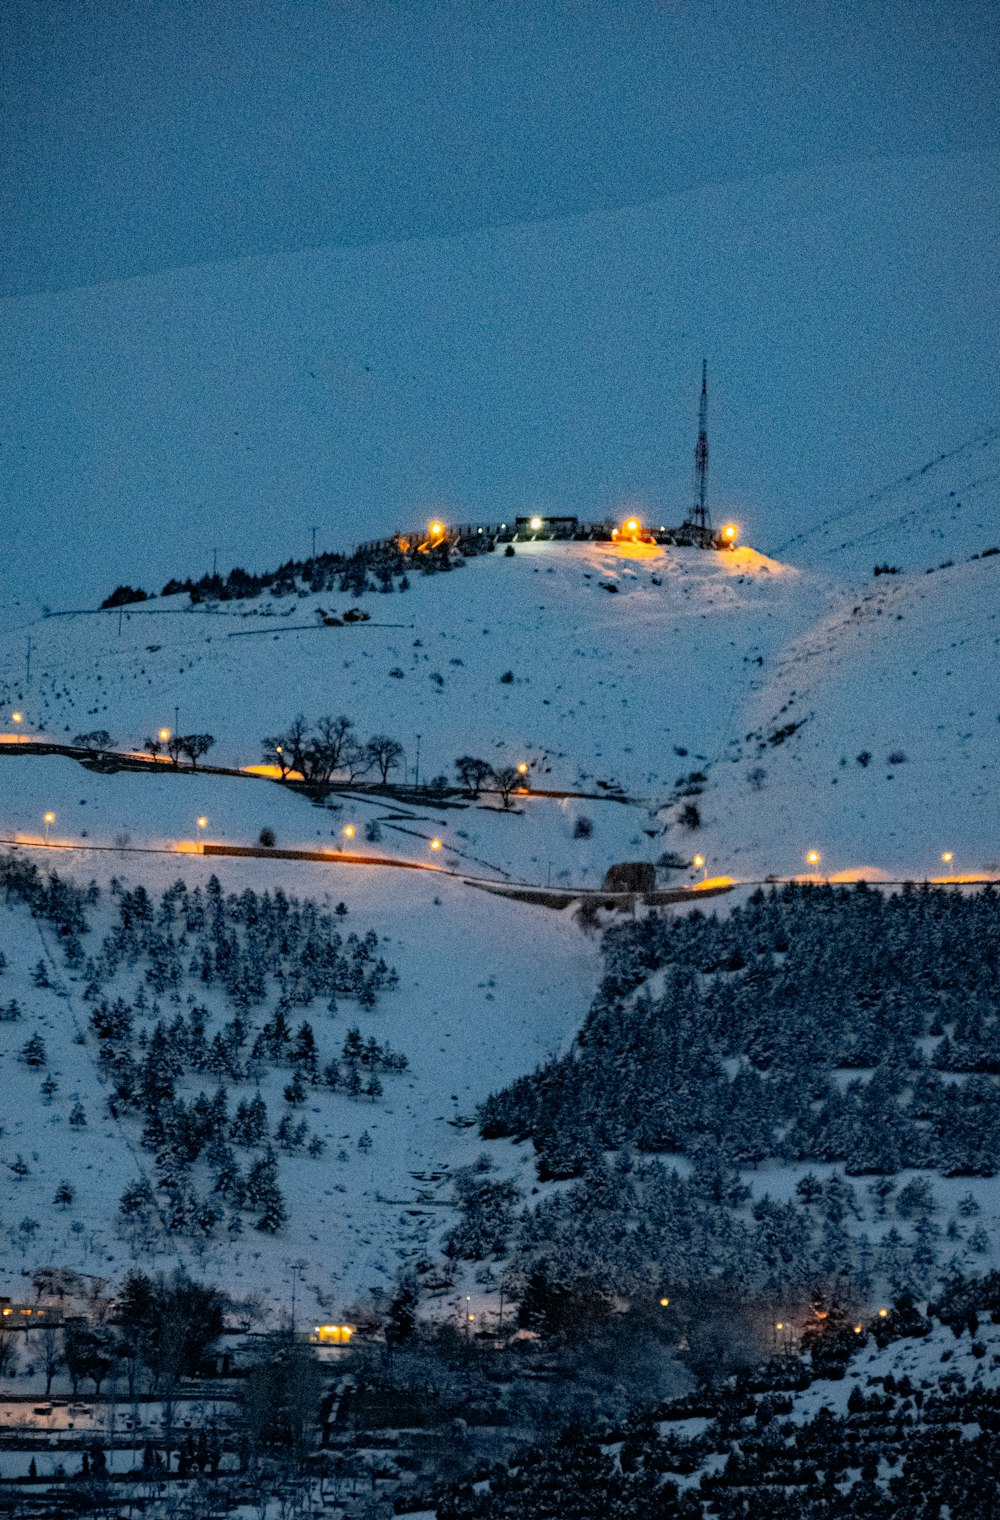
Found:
620,516 -> 641,540
158,728 -> 171,742
878,1308 -> 888,1319
941,851 -> 953,865
43,811 -> 55,843
517,762 -> 529,775
342,825 -> 355,840
721,523 -> 739,545
806,850 -> 821,873
197,817 -> 207,829
528,515 -> 544,532
429,838 -> 443,851
11,712 -> 23,723
659,1297 -> 670,1308
693,853 -> 708,881
428,520 -> 445,539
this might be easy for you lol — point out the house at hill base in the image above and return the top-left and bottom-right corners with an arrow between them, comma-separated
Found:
311,1323 -> 354,1345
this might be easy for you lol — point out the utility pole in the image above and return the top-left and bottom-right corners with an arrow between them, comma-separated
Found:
414,733 -> 422,788
688,358 -> 711,538
285,1260 -> 304,1336
311,525 -> 318,560
25,636 -> 32,688
212,548 -> 218,578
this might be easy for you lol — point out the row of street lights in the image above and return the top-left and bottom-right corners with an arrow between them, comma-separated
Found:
804,849 -> 961,878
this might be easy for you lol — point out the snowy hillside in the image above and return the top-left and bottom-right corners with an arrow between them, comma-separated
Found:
0,850 -> 595,1321
1,528 -> 997,884
0,484 -> 997,1326
775,427 -> 1000,577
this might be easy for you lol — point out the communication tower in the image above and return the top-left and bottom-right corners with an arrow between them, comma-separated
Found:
686,359 -> 711,540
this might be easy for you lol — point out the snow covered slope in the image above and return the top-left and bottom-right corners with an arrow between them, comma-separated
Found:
775,426 -> 1000,577
0,540 -> 826,884
1,526 -> 996,883
703,551 -> 1000,880
0,851 -> 596,1319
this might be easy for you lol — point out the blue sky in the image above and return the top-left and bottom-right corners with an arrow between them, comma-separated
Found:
1,1 -> 997,604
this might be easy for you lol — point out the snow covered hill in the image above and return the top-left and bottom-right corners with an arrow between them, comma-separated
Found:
775,426 -> 1000,577
0,524 -> 996,884
0,468 -> 997,1324
0,850 -> 596,1320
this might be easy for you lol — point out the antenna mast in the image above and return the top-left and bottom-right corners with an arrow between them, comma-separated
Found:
691,358 -> 710,536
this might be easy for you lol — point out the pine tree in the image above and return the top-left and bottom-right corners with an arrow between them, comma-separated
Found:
283,1069 -> 307,1107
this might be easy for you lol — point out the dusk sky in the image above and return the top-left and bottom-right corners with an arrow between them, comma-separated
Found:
2,1 -> 997,607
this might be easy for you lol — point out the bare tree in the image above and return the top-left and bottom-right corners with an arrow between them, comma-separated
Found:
0,1322 -> 19,1377
314,715 -> 355,773
280,715 -> 312,778
493,766 -> 520,809
261,736 -> 293,779
40,1326 -> 63,1395
455,756 -> 493,797
163,732 -> 186,766
366,736 -> 404,785
179,734 -> 215,768
344,740 -> 374,782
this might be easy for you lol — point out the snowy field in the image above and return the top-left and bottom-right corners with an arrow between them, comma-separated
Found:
1,530 -> 996,886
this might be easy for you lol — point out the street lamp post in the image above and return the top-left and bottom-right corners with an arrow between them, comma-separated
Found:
43,811 -> 55,844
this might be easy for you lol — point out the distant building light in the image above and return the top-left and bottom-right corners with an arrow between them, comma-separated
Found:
313,1324 -> 353,1344
529,516 -> 544,531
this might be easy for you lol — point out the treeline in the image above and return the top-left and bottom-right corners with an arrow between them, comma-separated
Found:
261,715 -> 528,805
435,1277 -> 1000,1520
262,714 -> 403,785
481,884 -> 1000,1179
438,885 -> 1000,1317
100,529 -> 497,610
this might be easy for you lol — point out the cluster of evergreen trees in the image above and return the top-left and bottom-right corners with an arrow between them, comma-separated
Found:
460,886 -> 1000,1310
436,1280 -> 1000,1520
84,878 -> 403,1240
102,528 -> 496,609
0,855 -> 404,1243
81,874 -> 397,1011
482,885 -> 1000,1178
